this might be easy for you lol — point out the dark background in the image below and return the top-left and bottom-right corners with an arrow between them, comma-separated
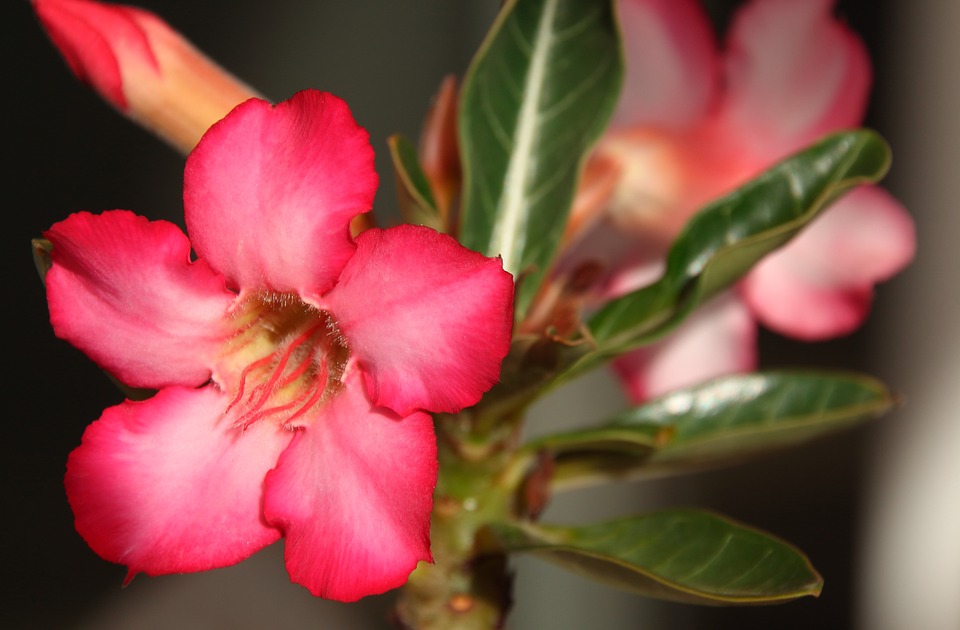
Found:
7,1 -> 919,628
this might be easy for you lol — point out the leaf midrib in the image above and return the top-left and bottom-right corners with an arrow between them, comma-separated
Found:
490,0 -> 559,275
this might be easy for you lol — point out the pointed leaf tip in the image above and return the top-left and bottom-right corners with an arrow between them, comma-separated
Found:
489,510 -> 823,605
545,370 -> 894,490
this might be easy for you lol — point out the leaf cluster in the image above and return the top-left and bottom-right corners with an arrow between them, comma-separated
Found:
388,0 -> 897,608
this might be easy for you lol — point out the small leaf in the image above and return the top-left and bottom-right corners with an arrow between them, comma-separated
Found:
487,510 -> 822,605
573,130 -> 890,373
388,134 -> 443,231
458,0 -> 623,318
32,238 -> 53,284
545,371 -> 893,490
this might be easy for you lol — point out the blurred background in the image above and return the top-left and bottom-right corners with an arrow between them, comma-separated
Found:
7,1 -> 957,628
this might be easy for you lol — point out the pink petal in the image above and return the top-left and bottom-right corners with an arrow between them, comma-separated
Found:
322,225 -> 514,416
740,186 -> 915,339
66,386 -> 294,580
45,210 -> 235,389
184,90 -> 378,294
612,293 -> 756,403
718,0 -> 871,160
263,370 -> 436,601
612,0 -> 720,129
33,0 -> 157,110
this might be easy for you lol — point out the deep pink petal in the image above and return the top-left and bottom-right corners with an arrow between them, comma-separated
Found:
66,386 -> 294,579
718,0 -> 871,160
321,225 -> 514,416
263,370 -> 436,601
184,90 -> 378,294
612,293 -> 756,403
741,186 -> 915,339
33,0 -> 158,110
45,210 -> 235,389
612,0 -> 720,129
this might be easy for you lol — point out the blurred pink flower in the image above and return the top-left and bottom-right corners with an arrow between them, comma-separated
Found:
44,90 -> 514,600
568,0 -> 914,401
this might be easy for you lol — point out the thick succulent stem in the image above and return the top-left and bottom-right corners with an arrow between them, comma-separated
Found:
393,414 -> 520,629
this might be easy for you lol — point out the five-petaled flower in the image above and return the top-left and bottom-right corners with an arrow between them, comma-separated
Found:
43,90 -> 514,601
563,0 -> 915,401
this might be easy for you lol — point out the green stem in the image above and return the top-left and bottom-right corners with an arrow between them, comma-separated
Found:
393,415 -> 520,629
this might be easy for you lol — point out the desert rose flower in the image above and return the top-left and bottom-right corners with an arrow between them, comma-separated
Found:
34,0 -> 259,153
43,90 -> 514,601
565,0 -> 915,401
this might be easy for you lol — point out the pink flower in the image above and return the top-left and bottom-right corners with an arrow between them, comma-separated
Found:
567,0 -> 914,401
44,90 -> 514,600
33,0 -> 259,153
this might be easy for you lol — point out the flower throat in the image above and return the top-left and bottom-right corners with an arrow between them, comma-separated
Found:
221,292 -> 349,429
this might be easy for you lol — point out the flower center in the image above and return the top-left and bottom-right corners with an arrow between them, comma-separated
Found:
217,292 -> 348,429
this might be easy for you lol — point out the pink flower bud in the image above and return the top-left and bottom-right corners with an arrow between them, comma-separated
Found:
34,0 -> 260,154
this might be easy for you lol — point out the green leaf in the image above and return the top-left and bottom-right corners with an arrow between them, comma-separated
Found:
458,0 -> 623,318
543,371 -> 893,490
628,371 -> 894,470
577,130 -> 891,371
487,510 -> 822,604
388,134 -> 443,231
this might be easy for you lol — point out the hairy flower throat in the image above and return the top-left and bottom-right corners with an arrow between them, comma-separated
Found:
218,292 -> 348,429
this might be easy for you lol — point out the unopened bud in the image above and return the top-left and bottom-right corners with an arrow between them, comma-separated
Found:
34,0 -> 261,154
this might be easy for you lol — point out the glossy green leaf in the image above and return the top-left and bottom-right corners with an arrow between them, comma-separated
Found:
458,0 -> 622,318
545,371 -> 893,490
388,134 -> 443,231
487,510 -> 822,604
575,131 -> 890,371
625,371 -> 894,469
